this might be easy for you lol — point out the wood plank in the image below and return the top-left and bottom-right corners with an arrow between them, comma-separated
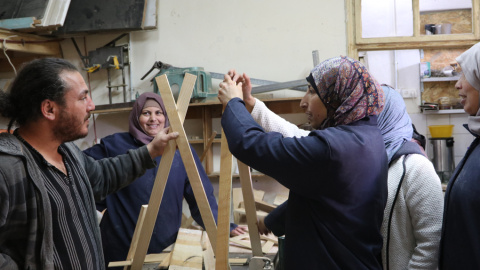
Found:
40,0 -> 71,27
260,235 -> 278,245
0,29 -> 61,56
0,17 -> 37,30
127,74 -> 196,270
237,161 -> 263,257
169,229 -> 203,269
215,127 -> 233,269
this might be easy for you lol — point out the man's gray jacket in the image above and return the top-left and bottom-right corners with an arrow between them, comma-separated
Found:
0,133 -> 155,270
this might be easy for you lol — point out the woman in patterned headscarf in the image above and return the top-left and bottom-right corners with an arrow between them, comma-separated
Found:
239,79 -> 444,270
217,56 -> 388,269
83,92 -> 242,269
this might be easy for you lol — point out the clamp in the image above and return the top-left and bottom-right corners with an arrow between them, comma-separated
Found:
249,256 -> 274,270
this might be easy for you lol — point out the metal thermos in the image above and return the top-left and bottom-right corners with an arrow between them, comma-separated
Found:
429,137 -> 455,183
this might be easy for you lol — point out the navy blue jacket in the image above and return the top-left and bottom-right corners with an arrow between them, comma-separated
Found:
440,126 -> 480,269
84,133 -> 232,267
222,98 -> 388,269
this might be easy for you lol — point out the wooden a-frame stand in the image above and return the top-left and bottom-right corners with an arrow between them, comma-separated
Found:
109,73 -> 270,270
216,114 -> 272,270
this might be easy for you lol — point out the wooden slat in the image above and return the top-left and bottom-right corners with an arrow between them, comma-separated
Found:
202,107 -> 214,174
237,161 -> 263,257
346,0 -> 357,59
200,131 -> 216,163
215,128 -> 233,269
127,74 -> 196,270
412,0 -> 420,38
158,74 -> 218,250
122,205 -> 148,270
0,29 -> 61,56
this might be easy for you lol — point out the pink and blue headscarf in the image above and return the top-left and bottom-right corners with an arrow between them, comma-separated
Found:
306,56 -> 384,129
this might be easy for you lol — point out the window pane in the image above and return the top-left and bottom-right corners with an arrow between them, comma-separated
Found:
420,0 -> 472,35
361,0 -> 413,38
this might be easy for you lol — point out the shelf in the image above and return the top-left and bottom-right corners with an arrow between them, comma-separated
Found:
92,102 -> 134,114
422,109 -> 466,114
421,76 -> 460,82
91,96 -> 305,115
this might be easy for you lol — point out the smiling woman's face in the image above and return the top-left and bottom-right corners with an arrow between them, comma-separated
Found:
456,73 -> 480,116
138,106 -> 165,136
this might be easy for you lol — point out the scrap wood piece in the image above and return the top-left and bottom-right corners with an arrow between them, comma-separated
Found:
169,228 -> 203,269
273,194 -> 288,206
229,237 -> 252,250
233,187 -> 265,209
260,235 -> 278,245
261,240 -> 275,254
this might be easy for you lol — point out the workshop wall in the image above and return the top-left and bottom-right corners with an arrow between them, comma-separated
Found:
61,0 -> 347,151
58,0 -> 348,206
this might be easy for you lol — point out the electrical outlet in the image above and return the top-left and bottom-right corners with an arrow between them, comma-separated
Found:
401,88 -> 417,99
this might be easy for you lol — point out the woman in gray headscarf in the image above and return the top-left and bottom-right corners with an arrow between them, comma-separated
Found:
230,69 -> 444,270
439,42 -> 480,269
378,85 -> 443,270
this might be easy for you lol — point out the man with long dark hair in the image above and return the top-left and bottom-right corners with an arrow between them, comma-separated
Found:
0,58 -> 178,269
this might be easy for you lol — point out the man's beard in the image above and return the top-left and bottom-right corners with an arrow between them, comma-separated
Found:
53,110 -> 89,143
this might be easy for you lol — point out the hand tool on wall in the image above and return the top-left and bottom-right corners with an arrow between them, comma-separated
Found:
71,34 -> 129,104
